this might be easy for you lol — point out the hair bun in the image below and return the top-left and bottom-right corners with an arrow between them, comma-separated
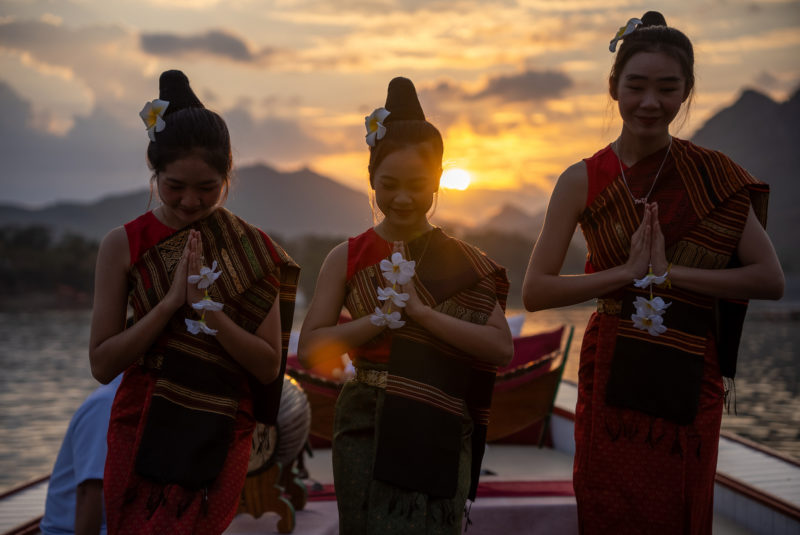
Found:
641,11 -> 667,27
384,77 -> 425,122
159,70 -> 204,115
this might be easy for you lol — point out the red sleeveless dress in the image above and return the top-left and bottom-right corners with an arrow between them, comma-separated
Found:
104,211 -> 254,535
573,145 -> 723,534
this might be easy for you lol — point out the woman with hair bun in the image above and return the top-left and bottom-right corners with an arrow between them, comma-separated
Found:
298,77 -> 513,534
89,70 -> 299,534
522,11 -> 784,533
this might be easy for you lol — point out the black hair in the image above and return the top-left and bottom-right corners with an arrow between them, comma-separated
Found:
609,11 -> 695,101
367,77 -> 443,186
145,70 -> 233,194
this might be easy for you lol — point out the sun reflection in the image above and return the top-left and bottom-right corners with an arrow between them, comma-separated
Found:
440,168 -> 471,190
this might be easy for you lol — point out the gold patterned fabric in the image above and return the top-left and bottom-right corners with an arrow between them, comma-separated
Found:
128,208 -> 299,489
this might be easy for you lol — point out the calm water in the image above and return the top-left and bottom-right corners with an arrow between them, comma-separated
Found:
1,304 -> 798,491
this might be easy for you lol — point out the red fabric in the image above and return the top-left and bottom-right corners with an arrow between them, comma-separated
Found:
574,314 -> 721,534
104,211 -> 255,535
500,327 -> 563,373
574,147 -> 725,534
123,211 -> 175,265
345,228 -> 393,365
583,145 -> 618,208
582,143 -> 699,275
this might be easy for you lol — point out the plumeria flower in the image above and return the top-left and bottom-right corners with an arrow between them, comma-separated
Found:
609,17 -> 642,52
633,269 -> 668,289
370,307 -> 406,329
377,286 -> 410,308
633,296 -> 671,317
192,297 -> 224,312
631,312 -> 667,336
188,260 -> 222,289
341,357 -> 356,380
185,318 -> 218,336
379,252 -> 416,286
139,99 -> 169,142
365,107 -> 390,147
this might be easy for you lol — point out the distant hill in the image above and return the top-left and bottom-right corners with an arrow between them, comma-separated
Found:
691,87 -> 800,270
0,164 -> 371,241
1,87 -> 797,273
483,203 -> 545,235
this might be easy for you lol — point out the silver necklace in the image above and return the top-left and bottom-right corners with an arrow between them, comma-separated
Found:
615,136 -> 673,205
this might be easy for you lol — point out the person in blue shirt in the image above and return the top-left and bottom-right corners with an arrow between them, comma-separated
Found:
40,375 -> 121,535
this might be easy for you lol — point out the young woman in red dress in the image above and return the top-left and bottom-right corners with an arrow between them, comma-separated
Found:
522,11 -> 784,534
89,70 -> 298,535
298,77 -> 513,534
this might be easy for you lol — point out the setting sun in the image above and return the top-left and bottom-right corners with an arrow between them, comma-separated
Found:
440,168 -> 472,190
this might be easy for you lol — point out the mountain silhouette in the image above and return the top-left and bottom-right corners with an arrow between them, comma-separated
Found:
0,164 -> 371,241
691,87 -> 800,270
1,87 -> 797,271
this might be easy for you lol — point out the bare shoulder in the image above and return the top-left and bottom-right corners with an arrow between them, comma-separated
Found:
549,161 -> 588,218
558,160 -> 588,187
318,240 -> 349,282
98,226 -> 130,269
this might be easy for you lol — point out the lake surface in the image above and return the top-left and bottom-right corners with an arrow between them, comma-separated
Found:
1,302 -> 798,491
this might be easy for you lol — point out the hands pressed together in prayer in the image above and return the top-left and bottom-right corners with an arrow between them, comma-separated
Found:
162,230 -> 207,311
627,202 -> 669,280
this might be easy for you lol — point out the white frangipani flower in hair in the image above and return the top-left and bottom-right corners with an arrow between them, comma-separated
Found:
139,99 -> 169,142
188,260 -> 222,289
379,252 -> 416,286
377,286 -> 410,308
365,107 -> 390,147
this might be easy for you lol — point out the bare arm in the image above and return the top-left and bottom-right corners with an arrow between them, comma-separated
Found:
297,242 -> 387,368
187,233 -> 283,384
74,479 -> 103,535
522,162 -> 652,312
651,204 -> 784,300
89,227 -> 191,384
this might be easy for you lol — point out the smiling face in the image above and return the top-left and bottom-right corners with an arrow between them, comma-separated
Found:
372,144 -> 440,239
155,153 -> 225,228
614,50 -> 688,141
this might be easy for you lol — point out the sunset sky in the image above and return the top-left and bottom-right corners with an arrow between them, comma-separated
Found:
1,0 -> 798,217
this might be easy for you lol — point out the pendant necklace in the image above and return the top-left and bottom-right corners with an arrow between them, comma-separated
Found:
615,135 -> 672,205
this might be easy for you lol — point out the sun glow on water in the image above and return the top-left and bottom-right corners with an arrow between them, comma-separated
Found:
440,168 -> 471,190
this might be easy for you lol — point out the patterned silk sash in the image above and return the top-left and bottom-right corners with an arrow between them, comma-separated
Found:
579,139 -> 767,424
128,208 -> 299,489
346,228 -> 508,500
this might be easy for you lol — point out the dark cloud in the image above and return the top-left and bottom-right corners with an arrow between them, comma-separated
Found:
0,81 -> 333,205
140,30 -> 256,62
225,106 -> 333,163
280,0 -> 515,14
0,80 -> 147,205
470,70 -> 573,102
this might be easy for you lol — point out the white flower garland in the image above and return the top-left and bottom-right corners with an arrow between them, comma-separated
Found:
185,260 -> 224,336
371,251 -> 415,329
631,265 -> 672,336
